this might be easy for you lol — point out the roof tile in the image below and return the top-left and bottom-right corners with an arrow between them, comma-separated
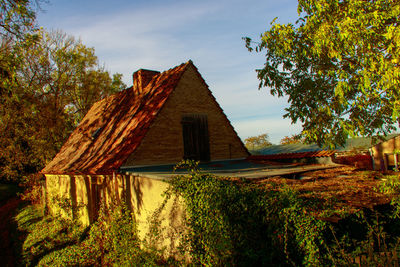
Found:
42,62 -> 189,174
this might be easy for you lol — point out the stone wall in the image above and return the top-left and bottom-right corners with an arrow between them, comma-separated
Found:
45,174 -> 185,257
124,64 -> 248,167
371,135 -> 400,171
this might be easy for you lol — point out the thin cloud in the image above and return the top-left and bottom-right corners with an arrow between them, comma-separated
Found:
37,0 -> 300,141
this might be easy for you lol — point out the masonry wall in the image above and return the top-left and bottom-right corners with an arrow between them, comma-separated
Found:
45,174 -> 185,257
123,64 -> 249,167
371,135 -> 400,171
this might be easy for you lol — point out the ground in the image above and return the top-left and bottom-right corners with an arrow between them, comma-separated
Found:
255,166 -> 393,221
0,197 -> 22,266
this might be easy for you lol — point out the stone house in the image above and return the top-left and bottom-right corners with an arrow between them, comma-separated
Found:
40,60 -> 249,252
371,134 -> 400,171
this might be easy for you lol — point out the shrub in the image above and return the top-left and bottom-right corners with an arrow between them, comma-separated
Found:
157,161 -> 400,266
378,175 -> 400,218
166,162 -> 328,266
19,173 -> 44,205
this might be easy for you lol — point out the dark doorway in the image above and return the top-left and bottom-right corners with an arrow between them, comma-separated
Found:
181,114 -> 210,161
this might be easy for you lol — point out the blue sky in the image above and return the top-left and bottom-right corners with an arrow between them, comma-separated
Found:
37,0 -> 301,144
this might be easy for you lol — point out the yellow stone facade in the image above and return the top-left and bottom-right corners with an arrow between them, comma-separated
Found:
123,64 -> 248,167
45,174 -> 185,256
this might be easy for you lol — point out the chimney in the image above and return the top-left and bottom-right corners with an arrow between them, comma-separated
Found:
132,69 -> 160,95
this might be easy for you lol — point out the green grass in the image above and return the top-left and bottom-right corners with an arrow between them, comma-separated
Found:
0,183 -> 21,202
13,203 -> 165,266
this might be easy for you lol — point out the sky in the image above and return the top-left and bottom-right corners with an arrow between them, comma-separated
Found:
36,0 -> 301,144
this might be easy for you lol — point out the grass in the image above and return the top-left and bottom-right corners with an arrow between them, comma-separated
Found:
12,203 -> 165,266
13,204 -> 88,266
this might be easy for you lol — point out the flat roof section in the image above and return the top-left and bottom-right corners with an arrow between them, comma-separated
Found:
119,159 -> 339,180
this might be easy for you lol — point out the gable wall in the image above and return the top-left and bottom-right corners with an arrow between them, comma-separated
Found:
123,65 -> 248,166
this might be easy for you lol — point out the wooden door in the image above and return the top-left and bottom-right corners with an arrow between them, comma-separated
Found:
181,114 -> 210,161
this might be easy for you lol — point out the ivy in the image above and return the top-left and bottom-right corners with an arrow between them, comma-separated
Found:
165,162 -> 330,266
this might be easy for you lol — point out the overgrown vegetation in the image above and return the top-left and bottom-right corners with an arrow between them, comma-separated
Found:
15,200 -> 166,266
161,161 -> 400,266
14,164 -> 400,266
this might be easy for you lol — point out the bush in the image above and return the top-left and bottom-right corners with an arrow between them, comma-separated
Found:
158,161 -> 400,266
166,162 -> 328,266
19,173 -> 44,205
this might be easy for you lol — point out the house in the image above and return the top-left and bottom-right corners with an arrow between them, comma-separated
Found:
41,60 -> 249,253
370,134 -> 400,171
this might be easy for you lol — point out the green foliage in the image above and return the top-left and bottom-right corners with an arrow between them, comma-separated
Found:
149,163 -> 400,266
245,0 -> 400,148
0,29 -> 125,182
40,203 -> 145,266
244,133 -> 273,151
0,0 -> 39,38
15,200 -> 163,266
14,204 -> 81,266
14,171 -> 400,266
167,164 -> 329,266
378,175 -> 400,218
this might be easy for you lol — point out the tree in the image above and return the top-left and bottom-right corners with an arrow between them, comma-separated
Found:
0,0 -> 40,95
244,133 -> 272,151
17,30 -> 125,123
0,29 -> 125,181
0,0 -> 40,181
0,0 -> 41,38
280,134 -> 303,145
245,0 -> 400,148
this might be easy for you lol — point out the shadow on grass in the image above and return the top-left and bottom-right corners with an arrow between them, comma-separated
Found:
10,202 -> 44,266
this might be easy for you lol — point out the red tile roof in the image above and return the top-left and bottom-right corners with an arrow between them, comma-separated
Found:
41,61 -> 190,175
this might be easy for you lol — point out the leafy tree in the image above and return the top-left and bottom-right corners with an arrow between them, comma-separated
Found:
280,134 -> 303,145
0,29 -> 125,181
245,0 -> 400,147
0,0 -> 40,38
0,1 -> 124,182
0,0 -> 41,181
16,29 -> 125,123
244,133 -> 272,151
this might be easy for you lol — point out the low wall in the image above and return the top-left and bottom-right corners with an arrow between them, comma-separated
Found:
45,174 -> 185,257
333,154 -> 373,170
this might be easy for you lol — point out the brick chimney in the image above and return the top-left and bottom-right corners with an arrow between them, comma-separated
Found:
132,69 -> 160,95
